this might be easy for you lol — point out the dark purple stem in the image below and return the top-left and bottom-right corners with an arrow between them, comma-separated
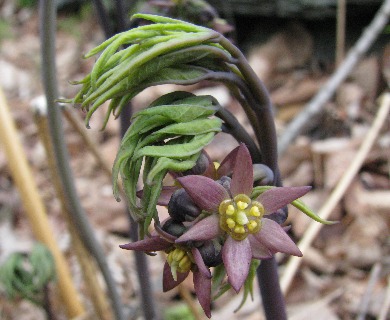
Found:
112,1 -> 159,318
120,105 -> 159,320
217,35 -> 287,320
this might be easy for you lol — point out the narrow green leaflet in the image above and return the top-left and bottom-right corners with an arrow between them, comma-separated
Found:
292,199 -> 337,225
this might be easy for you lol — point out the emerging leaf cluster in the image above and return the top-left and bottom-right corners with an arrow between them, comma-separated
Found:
66,14 -> 237,129
0,243 -> 55,306
113,91 -> 222,235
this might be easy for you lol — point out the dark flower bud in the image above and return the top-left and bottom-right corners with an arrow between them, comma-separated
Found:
267,207 -> 288,225
198,241 -> 222,267
168,188 -> 201,222
216,176 -> 231,191
253,164 -> 274,185
183,152 -> 210,176
162,218 -> 187,238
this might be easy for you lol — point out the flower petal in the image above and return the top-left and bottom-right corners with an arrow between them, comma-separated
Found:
253,218 -> 302,257
193,269 -> 212,318
175,215 -> 221,243
230,144 -> 254,197
257,186 -> 312,214
222,236 -> 252,292
248,235 -> 273,259
217,145 -> 240,177
119,236 -> 171,252
162,261 -> 189,292
177,175 -> 229,212
192,248 -> 211,278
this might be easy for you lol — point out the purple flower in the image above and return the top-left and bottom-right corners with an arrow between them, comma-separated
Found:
119,222 -> 213,318
175,144 -> 311,292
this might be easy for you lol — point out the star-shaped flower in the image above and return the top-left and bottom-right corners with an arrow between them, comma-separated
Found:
119,220 -> 213,317
174,143 -> 311,292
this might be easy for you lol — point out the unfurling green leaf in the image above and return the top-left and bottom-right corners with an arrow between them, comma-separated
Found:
112,92 -> 222,233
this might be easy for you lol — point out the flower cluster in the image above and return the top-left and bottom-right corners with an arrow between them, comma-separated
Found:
120,143 -> 315,317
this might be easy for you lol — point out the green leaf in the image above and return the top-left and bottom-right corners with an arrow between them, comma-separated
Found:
134,104 -> 217,123
135,132 -> 215,159
148,118 -> 222,138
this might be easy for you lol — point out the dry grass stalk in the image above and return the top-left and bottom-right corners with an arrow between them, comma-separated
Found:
280,93 -> 390,294
0,86 -> 85,318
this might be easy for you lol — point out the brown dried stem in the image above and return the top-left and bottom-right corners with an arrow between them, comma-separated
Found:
280,93 -> 390,294
0,86 -> 85,318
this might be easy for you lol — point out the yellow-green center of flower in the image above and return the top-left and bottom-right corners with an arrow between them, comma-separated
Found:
166,248 -> 192,281
219,194 -> 265,240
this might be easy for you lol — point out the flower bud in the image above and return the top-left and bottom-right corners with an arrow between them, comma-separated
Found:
198,241 -> 222,267
168,188 -> 201,222
183,151 -> 210,176
253,164 -> 274,185
216,176 -> 231,191
162,218 -> 187,238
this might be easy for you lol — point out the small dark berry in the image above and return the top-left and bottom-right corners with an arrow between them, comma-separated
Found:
168,188 -> 201,222
162,218 -> 187,238
253,164 -> 274,185
198,241 -> 222,267
183,152 -> 210,176
216,176 -> 231,191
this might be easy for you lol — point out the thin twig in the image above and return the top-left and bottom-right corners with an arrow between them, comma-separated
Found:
278,0 -> 390,156
357,263 -> 382,320
280,93 -> 390,294
39,1 -> 124,319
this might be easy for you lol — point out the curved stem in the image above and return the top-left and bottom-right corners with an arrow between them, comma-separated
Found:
39,1 -> 124,319
120,105 -> 159,320
216,35 -> 287,320
217,108 -> 261,163
92,0 -> 113,38
218,35 -> 281,185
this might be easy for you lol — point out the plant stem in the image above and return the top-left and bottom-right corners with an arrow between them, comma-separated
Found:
217,107 -> 261,162
217,34 -> 287,320
39,1 -> 124,319
92,0 -> 113,38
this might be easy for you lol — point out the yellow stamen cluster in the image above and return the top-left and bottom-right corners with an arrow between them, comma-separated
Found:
219,194 -> 265,240
167,248 -> 192,281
